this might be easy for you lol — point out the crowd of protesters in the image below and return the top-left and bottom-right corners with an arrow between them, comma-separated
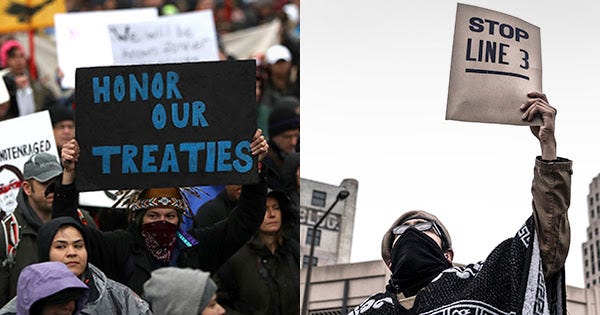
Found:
0,0 -> 300,314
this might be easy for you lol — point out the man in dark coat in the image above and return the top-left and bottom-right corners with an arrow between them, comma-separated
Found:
262,106 -> 299,193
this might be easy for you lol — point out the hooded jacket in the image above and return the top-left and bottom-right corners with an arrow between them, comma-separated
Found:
38,217 -> 151,315
0,264 -> 151,315
144,267 -> 217,315
1,218 -> 152,314
82,264 -> 152,315
0,190 -> 96,306
0,261 -> 89,315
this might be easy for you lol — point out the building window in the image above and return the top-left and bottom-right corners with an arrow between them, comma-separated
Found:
586,259 -> 589,267
311,190 -> 327,207
597,205 -> 600,217
592,197 -> 595,206
306,228 -> 322,246
597,193 -> 599,201
593,209 -> 595,219
595,279 -> 597,285
302,255 -> 318,268
585,247 -> 588,256
596,228 -> 598,236
587,271 -> 590,280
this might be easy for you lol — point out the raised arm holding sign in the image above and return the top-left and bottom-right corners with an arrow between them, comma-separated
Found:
48,60 -> 273,295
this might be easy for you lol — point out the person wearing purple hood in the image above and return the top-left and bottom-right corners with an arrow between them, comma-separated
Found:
0,217 -> 151,314
5,261 -> 89,315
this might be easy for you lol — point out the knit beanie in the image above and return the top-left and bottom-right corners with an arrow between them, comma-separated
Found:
0,39 -> 25,68
131,187 -> 186,228
49,105 -> 75,127
268,106 -> 299,138
381,210 -> 452,269
144,267 -> 217,315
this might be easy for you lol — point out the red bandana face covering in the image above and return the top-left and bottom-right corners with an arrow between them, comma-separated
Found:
141,221 -> 178,263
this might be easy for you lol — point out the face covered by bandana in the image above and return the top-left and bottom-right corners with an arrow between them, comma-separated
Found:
387,227 -> 452,297
141,221 -> 178,263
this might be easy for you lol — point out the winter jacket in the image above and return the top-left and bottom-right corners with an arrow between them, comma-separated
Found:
215,234 -> 300,315
0,261 -> 89,315
81,264 -> 151,315
52,174 -> 268,296
193,189 -> 237,229
0,190 -> 95,306
0,264 -> 151,315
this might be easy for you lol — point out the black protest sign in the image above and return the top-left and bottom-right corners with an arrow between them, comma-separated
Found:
75,60 -> 257,191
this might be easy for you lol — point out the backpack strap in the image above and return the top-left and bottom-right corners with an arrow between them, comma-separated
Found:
1,213 -> 19,268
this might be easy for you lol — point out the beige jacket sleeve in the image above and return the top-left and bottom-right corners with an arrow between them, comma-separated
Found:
531,157 -> 572,278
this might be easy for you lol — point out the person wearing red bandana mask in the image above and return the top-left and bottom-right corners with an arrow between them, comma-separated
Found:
52,129 -> 270,296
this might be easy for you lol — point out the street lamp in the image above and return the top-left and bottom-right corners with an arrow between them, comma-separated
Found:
301,189 -> 350,315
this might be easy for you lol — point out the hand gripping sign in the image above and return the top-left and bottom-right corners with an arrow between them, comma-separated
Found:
446,3 -> 542,125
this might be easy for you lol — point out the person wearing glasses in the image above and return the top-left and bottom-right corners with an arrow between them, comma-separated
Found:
348,92 -> 572,315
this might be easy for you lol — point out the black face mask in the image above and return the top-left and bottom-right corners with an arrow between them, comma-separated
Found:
387,228 -> 452,297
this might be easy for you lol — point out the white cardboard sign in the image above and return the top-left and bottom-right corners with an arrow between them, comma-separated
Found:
0,69 -> 10,104
446,3 -> 542,125
0,111 -> 57,214
109,10 -> 219,65
54,8 -> 158,88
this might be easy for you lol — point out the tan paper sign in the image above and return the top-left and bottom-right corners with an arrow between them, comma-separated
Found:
447,3 -> 542,125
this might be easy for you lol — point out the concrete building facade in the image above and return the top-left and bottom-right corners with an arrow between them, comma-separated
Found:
583,174 -> 600,288
300,178 -> 359,268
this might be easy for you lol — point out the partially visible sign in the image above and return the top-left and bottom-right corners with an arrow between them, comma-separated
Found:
54,8 -> 158,88
0,0 -> 65,32
109,10 -> 219,65
446,3 -> 542,125
0,69 -> 10,104
221,19 -> 280,59
0,111 -> 57,214
75,60 -> 257,191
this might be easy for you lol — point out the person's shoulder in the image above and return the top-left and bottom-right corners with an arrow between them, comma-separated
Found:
347,291 -> 398,315
100,280 -> 151,314
0,295 -> 17,314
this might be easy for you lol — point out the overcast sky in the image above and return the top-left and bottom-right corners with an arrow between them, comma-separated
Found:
301,0 -> 600,288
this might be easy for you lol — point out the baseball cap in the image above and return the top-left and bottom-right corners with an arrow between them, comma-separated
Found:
23,153 -> 62,182
264,45 -> 292,65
